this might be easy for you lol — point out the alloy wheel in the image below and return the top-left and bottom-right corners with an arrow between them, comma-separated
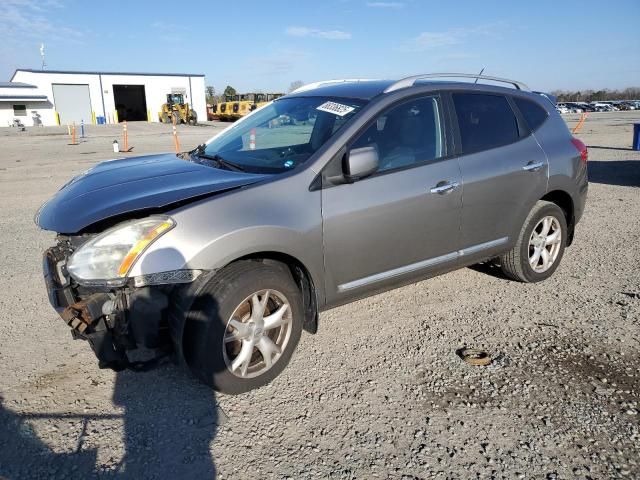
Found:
222,289 -> 293,378
528,215 -> 562,273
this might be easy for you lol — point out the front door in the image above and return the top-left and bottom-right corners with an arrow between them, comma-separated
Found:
321,95 -> 462,305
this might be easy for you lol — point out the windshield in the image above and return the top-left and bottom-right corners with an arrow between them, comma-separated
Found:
201,96 -> 366,173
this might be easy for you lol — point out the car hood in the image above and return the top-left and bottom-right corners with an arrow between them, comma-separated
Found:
36,153 -> 269,233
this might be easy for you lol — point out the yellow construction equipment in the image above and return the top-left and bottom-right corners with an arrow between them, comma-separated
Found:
228,94 -> 253,121
216,95 -> 236,121
159,93 -> 197,125
215,93 -> 285,122
231,93 -> 285,121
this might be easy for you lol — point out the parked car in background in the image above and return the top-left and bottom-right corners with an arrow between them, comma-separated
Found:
565,103 -> 584,113
576,103 -> 596,112
591,103 -> 609,112
37,73 -> 589,394
592,103 -> 616,112
556,103 -> 570,114
616,102 -> 635,111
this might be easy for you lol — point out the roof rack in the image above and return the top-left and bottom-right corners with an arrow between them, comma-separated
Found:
292,78 -> 378,94
383,73 -> 530,93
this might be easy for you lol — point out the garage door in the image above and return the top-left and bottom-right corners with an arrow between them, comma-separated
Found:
52,84 -> 92,125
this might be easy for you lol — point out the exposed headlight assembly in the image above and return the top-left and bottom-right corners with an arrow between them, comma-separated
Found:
67,216 -> 175,286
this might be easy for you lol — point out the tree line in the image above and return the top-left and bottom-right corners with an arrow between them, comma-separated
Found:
552,87 -> 640,102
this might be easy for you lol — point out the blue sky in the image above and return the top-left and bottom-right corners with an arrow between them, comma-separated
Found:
1,0 -> 639,93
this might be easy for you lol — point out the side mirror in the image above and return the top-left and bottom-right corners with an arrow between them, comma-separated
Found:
344,146 -> 379,181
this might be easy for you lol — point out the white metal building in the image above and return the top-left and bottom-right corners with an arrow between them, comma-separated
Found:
0,82 -> 52,127
2,69 -> 206,127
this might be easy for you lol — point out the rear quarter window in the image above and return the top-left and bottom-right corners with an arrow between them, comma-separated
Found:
513,97 -> 549,131
452,93 -> 519,154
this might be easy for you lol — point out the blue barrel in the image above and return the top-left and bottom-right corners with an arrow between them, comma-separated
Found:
97,116 -> 105,125
634,123 -> 640,151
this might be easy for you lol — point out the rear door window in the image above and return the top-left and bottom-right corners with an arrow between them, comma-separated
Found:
513,97 -> 548,131
452,93 -> 520,154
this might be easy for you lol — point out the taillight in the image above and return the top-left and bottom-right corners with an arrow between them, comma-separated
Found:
571,137 -> 588,163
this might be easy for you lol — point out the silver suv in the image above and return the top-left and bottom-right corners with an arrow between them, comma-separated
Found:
38,73 -> 588,394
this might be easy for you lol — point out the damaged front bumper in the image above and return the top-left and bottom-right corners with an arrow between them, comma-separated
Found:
43,240 -> 203,371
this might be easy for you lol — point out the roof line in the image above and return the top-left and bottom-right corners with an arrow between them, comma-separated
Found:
385,73 -> 530,93
12,69 -> 205,79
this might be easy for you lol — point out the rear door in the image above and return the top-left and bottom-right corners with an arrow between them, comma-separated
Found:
321,94 -> 463,305
450,92 -> 548,259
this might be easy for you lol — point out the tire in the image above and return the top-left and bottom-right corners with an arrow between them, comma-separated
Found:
188,111 -> 198,126
161,112 -> 171,124
499,200 -> 568,283
172,112 -> 180,125
182,260 -> 303,394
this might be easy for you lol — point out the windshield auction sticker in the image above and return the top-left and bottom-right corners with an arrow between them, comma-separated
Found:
316,101 -> 355,117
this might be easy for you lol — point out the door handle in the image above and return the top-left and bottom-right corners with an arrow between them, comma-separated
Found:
522,161 -> 544,172
430,181 -> 460,194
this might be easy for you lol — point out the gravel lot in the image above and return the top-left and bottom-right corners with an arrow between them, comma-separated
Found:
0,113 -> 639,479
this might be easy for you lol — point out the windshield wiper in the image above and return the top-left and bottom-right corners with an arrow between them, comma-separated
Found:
193,152 -> 246,172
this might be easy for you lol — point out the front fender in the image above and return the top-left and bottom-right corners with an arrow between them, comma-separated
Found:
128,170 -> 325,303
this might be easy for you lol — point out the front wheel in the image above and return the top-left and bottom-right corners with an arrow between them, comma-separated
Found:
182,261 -> 303,394
499,200 -> 568,283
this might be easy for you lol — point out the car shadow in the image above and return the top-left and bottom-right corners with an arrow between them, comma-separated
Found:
468,261 -> 511,281
588,160 -> 640,187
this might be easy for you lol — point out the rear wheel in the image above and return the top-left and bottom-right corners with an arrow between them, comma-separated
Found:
499,201 -> 567,282
161,112 -> 171,124
183,261 -> 303,394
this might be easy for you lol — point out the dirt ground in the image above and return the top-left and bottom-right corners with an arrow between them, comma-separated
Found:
0,113 -> 638,479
